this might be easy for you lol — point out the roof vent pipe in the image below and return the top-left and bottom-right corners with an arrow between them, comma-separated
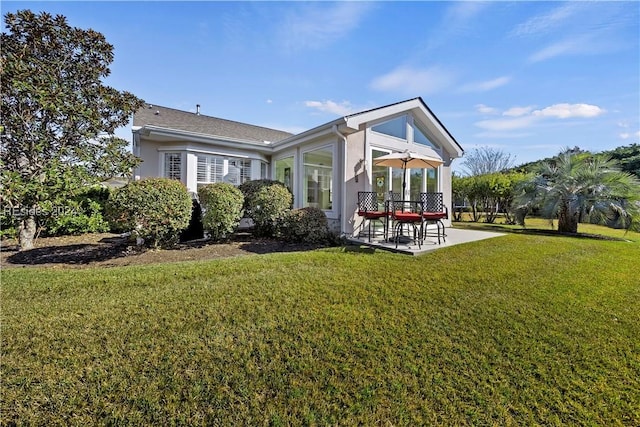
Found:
196,104 -> 201,115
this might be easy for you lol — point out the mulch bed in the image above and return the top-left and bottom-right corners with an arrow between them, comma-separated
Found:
0,233 -> 327,269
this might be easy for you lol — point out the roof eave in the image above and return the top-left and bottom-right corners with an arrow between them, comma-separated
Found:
137,125 -> 275,154
272,117 -> 352,150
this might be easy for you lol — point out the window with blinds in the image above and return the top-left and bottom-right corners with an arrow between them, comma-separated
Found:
229,159 -> 251,185
164,153 -> 182,180
197,155 -> 224,185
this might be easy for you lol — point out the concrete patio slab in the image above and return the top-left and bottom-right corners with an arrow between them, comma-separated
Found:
347,227 -> 506,255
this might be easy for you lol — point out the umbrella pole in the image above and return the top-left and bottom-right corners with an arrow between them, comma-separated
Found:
402,162 -> 407,199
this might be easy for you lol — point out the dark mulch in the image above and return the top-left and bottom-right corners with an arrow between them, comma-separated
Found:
0,233 -> 329,269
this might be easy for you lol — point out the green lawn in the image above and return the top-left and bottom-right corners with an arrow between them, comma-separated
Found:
2,231 -> 639,425
454,215 -> 640,243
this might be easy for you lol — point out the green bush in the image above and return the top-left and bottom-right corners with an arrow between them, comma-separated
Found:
198,182 -> 244,241
43,186 -> 111,236
279,207 -> 329,243
106,178 -> 192,248
239,180 -> 292,237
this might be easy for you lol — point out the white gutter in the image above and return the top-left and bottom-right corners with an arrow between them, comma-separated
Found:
331,124 -> 349,237
142,125 -> 275,154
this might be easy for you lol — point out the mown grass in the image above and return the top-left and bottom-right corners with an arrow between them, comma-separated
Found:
2,232 -> 639,425
454,216 -> 640,243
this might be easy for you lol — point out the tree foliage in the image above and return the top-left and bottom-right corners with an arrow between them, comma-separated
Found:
460,146 -> 515,176
452,172 -> 527,223
605,143 -> 640,178
513,150 -> 640,233
0,10 -> 144,249
513,144 -> 640,179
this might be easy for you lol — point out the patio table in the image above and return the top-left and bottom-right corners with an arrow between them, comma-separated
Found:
384,199 -> 424,248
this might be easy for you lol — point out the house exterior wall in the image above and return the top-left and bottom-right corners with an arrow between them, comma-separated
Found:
136,136 -> 270,193
344,130 -> 366,237
273,133 -> 341,221
137,139 -> 162,179
134,99 -> 462,237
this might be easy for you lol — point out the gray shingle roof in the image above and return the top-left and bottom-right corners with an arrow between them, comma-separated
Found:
133,104 -> 293,143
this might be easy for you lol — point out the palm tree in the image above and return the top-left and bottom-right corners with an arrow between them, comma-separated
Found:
514,150 -> 640,233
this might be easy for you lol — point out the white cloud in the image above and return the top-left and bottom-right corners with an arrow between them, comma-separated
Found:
474,131 -> 533,139
475,104 -> 499,115
458,76 -> 511,93
475,116 -> 539,132
304,100 -> 355,116
512,3 -> 583,37
421,2 -> 490,54
278,2 -> 373,51
266,99 -> 273,104
624,131 -> 640,139
532,103 -> 605,119
474,102 -> 606,133
370,66 -> 455,95
527,35 -> 601,63
503,106 -> 535,117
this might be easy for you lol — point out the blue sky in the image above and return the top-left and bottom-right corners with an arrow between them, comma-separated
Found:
4,1 -> 639,172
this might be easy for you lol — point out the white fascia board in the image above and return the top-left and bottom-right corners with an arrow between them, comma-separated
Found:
272,118 -> 349,152
143,125 -> 274,154
345,99 -> 422,129
346,99 -> 463,159
157,145 -> 269,162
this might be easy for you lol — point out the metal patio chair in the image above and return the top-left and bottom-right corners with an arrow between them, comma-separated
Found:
357,191 -> 387,242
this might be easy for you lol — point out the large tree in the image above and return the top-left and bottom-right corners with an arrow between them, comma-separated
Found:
0,10 -> 144,250
514,149 -> 640,233
461,146 -> 515,176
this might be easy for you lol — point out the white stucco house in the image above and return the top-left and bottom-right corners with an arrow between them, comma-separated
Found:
132,97 -> 463,237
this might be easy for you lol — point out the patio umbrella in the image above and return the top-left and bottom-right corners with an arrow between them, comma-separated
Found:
373,149 -> 443,197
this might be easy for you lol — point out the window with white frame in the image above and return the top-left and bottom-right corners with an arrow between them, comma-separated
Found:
303,147 -> 333,210
275,156 -> 294,192
197,155 -> 224,186
164,153 -> 182,180
228,159 -> 251,185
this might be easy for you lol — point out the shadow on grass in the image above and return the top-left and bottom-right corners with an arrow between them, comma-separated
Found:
453,222 -> 628,242
341,245 -> 377,254
237,239 -> 334,255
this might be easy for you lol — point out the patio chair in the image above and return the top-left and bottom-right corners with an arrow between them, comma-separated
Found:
420,192 -> 448,244
390,199 -> 423,249
357,191 -> 387,242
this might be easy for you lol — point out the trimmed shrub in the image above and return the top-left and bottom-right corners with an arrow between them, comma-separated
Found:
43,186 -> 111,236
198,182 -> 244,241
279,207 -> 329,243
239,180 -> 292,237
253,185 -> 294,237
106,178 -> 192,248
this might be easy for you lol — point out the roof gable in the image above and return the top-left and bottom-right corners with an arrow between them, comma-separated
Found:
133,104 -> 293,143
344,97 -> 463,157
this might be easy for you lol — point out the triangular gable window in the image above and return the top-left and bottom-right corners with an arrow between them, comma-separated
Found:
371,116 -> 407,139
412,121 -> 440,150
